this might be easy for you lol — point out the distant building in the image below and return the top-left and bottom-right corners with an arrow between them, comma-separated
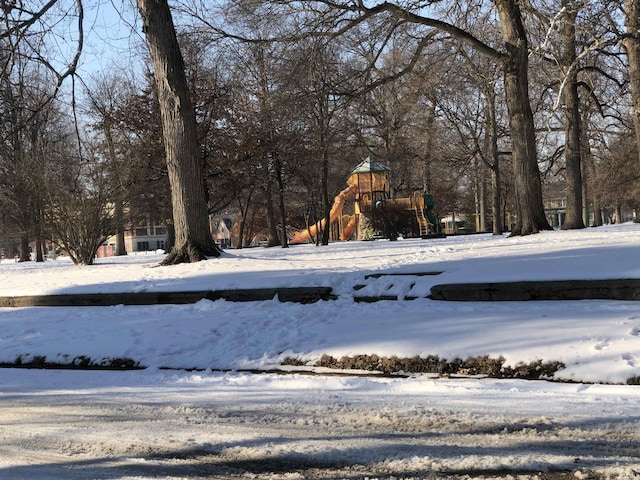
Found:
99,219 -> 168,257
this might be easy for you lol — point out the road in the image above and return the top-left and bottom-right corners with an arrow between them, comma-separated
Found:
0,369 -> 639,479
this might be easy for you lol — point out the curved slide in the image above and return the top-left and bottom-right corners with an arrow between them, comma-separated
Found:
291,184 -> 357,244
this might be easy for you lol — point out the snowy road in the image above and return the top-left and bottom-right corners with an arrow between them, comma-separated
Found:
1,370 -> 639,479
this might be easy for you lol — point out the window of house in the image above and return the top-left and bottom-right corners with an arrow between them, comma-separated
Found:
137,241 -> 149,251
156,240 -> 165,250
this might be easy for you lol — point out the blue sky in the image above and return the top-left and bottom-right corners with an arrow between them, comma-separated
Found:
78,0 -> 143,78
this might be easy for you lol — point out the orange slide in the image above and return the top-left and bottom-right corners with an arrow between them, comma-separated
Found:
339,214 -> 358,241
290,184 -> 357,244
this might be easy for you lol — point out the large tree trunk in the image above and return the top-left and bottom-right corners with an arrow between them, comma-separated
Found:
18,235 -> 30,262
484,86 -> 503,235
561,75 -> 585,229
495,0 -> 551,236
560,0 -> 585,230
137,0 -> 220,264
625,0 -> 640,166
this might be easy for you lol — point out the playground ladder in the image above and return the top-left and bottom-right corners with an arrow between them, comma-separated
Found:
414,208 -> 430,237
412,194 -> 430,237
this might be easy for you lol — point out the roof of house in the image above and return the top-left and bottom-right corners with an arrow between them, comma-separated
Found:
350,156 -> 390,174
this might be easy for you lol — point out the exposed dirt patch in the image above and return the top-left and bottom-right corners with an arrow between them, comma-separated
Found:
284,354 -> 566,380
0,354 -> 142,370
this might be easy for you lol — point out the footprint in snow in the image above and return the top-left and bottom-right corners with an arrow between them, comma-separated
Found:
622,354 -> 636,367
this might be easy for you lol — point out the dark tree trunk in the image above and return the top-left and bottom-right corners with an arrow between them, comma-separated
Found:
265,180 -> 280,247
273,153 -> 289,248
19,235 -> 30,262
321,147 -> 331,246
615,204 -> 623,224
137,0 -> 220,264
474,159 -> 488,232
34,199 -> 45,262
236,190 -> 253,249
491,160 -> 503,235
560,1 -> 585,230
104,124 -> 128,256
420,100 -> 437,194
581,113 -> 600,227
581,123 -> 591,227
625,0 -> 640,166
485,87 -> 503,235
165,218 -> 175,251
114,201 -> 127,256
35,236 -> 44,262
495,0 -> 551,236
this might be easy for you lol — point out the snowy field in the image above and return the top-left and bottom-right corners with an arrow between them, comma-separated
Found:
2,224 -> 640,478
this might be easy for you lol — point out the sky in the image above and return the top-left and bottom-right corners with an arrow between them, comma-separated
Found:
78,0 -> 143,78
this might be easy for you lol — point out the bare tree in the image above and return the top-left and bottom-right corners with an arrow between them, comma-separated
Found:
44,149 -> 115,265
624,0 -> 640,165
285,36 -> 351,245
221,0 -> 551,235
136,0 -> 220,264
0,0 -> 85,260
84,73 -> 134,256
558,0 -> 585,229
0,0 -> 84,119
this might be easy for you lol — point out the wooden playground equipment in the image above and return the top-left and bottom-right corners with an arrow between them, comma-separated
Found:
291,157 -> 439,244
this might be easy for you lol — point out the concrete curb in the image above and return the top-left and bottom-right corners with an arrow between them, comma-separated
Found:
429,279 -> 640,301
3,279 -> 640,307
0,286 -> 337,307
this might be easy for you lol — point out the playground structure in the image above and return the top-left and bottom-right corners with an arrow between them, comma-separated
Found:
291,157 -> 439,244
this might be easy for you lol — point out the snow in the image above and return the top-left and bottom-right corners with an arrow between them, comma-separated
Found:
3,222 -> 640,383
2,223 -> 640,478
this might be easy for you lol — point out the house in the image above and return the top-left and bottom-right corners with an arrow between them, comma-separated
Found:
99,219 -> 168,257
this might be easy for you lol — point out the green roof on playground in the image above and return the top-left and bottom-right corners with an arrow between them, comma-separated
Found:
350,157 -> 391,174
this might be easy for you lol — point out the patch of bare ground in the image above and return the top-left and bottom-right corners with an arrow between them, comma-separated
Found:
284,354 -> 565,380
0,354 -> 142,370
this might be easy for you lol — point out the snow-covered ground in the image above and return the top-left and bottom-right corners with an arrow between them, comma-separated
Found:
2,224 -> 640,479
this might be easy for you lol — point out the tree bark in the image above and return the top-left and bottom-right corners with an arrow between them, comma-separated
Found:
273,152 -> 289,248
421,102 -> 436,195
494,0 -> 551,235
625,0 -> 640,166
321,144 -> 331,246
114,201 -> 127,256
19,235 -> 30,262
474,159 -> 488,232
103,123 -> 128,256
560,0 -> 585,230
484,85 -> 503,235
236,189 -> 253,249
264,178 -> 281,247
136,0 -> 220,264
